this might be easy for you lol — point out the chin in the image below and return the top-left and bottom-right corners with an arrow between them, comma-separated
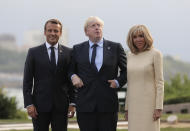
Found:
49,42 -> 57,45
96,36 -> 102,40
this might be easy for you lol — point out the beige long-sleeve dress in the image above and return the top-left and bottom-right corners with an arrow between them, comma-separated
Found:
125,48 -> 164,131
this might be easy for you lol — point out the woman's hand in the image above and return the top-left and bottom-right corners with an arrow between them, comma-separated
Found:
125,110 -> 128,121
153,109 -> 162,121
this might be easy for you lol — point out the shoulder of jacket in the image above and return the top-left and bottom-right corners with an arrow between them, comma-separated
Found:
28,44 -> 44,52
73,41 -> 88,48
104,39 -> 120,45
59,44 -> 72,51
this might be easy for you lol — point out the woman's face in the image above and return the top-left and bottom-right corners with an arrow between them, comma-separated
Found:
133,33 -> 145,51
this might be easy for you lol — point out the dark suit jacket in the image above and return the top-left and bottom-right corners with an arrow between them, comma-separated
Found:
23,43 -> 75,113
69,39 -> 127,112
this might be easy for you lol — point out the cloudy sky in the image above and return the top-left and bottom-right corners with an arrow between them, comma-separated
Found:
0,0 -> 189,62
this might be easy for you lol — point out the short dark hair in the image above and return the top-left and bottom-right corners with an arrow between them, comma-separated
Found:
44,19 -> 62,32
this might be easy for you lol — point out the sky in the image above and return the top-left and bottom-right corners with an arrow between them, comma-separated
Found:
0,0 -> 190,62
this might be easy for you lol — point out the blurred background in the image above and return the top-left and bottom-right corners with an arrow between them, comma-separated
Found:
0,0 -> 190,129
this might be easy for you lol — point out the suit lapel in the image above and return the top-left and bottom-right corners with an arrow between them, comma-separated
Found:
84,41 -> 90,65
56,45 -> 64,72
99,39 -> 112,72
84,41 -> 99,73
41,43 -> 52,70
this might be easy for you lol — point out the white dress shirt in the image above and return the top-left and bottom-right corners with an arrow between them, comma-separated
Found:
89,39 -> 103,71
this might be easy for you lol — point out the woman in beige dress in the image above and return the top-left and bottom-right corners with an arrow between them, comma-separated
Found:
125,25 -> 164,131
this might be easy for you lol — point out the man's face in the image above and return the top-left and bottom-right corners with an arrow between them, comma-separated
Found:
85,20 -> 103,43
44,22 -> 62,46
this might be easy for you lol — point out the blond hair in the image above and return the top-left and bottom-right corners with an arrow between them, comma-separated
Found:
84,16 -> 104,33
127,25 -> 153,54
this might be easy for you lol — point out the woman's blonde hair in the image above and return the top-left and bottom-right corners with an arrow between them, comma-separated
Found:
127,25 -> 153,54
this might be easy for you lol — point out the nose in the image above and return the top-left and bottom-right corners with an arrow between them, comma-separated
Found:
49,30 -> 56,35
136,37 -> 141,41
95,24 -> 101,29
52,31 -> 56,35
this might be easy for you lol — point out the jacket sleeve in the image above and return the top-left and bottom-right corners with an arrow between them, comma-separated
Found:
23,48 -> 34,108
154,50 -> 164,109
67,48 -> 76,104
116,43 -> 127,88
68,46 -> 77,81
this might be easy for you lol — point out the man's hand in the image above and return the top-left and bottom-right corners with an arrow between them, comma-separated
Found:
153,109 -> 162,121
108,80 -> 117,88
27,105 -> 38,119
68,105 -> 75,118
72,74 -> 84,88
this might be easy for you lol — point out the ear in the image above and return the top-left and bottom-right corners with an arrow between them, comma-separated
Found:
85,29 -> 88,36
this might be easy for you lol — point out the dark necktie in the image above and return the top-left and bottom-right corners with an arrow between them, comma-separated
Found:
91,44 -> 98,71
50,46 -> 56,71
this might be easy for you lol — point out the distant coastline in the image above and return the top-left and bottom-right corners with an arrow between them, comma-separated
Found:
0,72 -> 23,88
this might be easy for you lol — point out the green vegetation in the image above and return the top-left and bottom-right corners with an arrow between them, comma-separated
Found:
161,114 -> 190,121
0,87 -> 17,118
164,55 -> 190,81
160,129 -> 190,131
164,74 -> 190,104
0,118 -> 31,124
0,87 -> 28,119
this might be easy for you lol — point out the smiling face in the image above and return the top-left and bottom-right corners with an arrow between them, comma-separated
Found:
133,32 -> 145,52
127,25 -> 153,54
85,18 -> 103,43
44,22 -> 62,46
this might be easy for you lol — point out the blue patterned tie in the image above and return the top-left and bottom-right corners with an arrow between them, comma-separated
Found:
91,44 -> 98,71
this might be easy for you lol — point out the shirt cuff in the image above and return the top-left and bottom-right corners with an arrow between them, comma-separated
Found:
71,74 -> 76,80
26,104 -> 33,108
69,103 -> 76,106
114,80 -> 120,88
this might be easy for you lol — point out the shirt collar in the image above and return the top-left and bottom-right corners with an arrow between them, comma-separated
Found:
89,38 -> 103,48
45,42 -> 58,49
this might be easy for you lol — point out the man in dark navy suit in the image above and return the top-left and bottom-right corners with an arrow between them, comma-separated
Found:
69,16 -> 127,131
23,19 -> 75,131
